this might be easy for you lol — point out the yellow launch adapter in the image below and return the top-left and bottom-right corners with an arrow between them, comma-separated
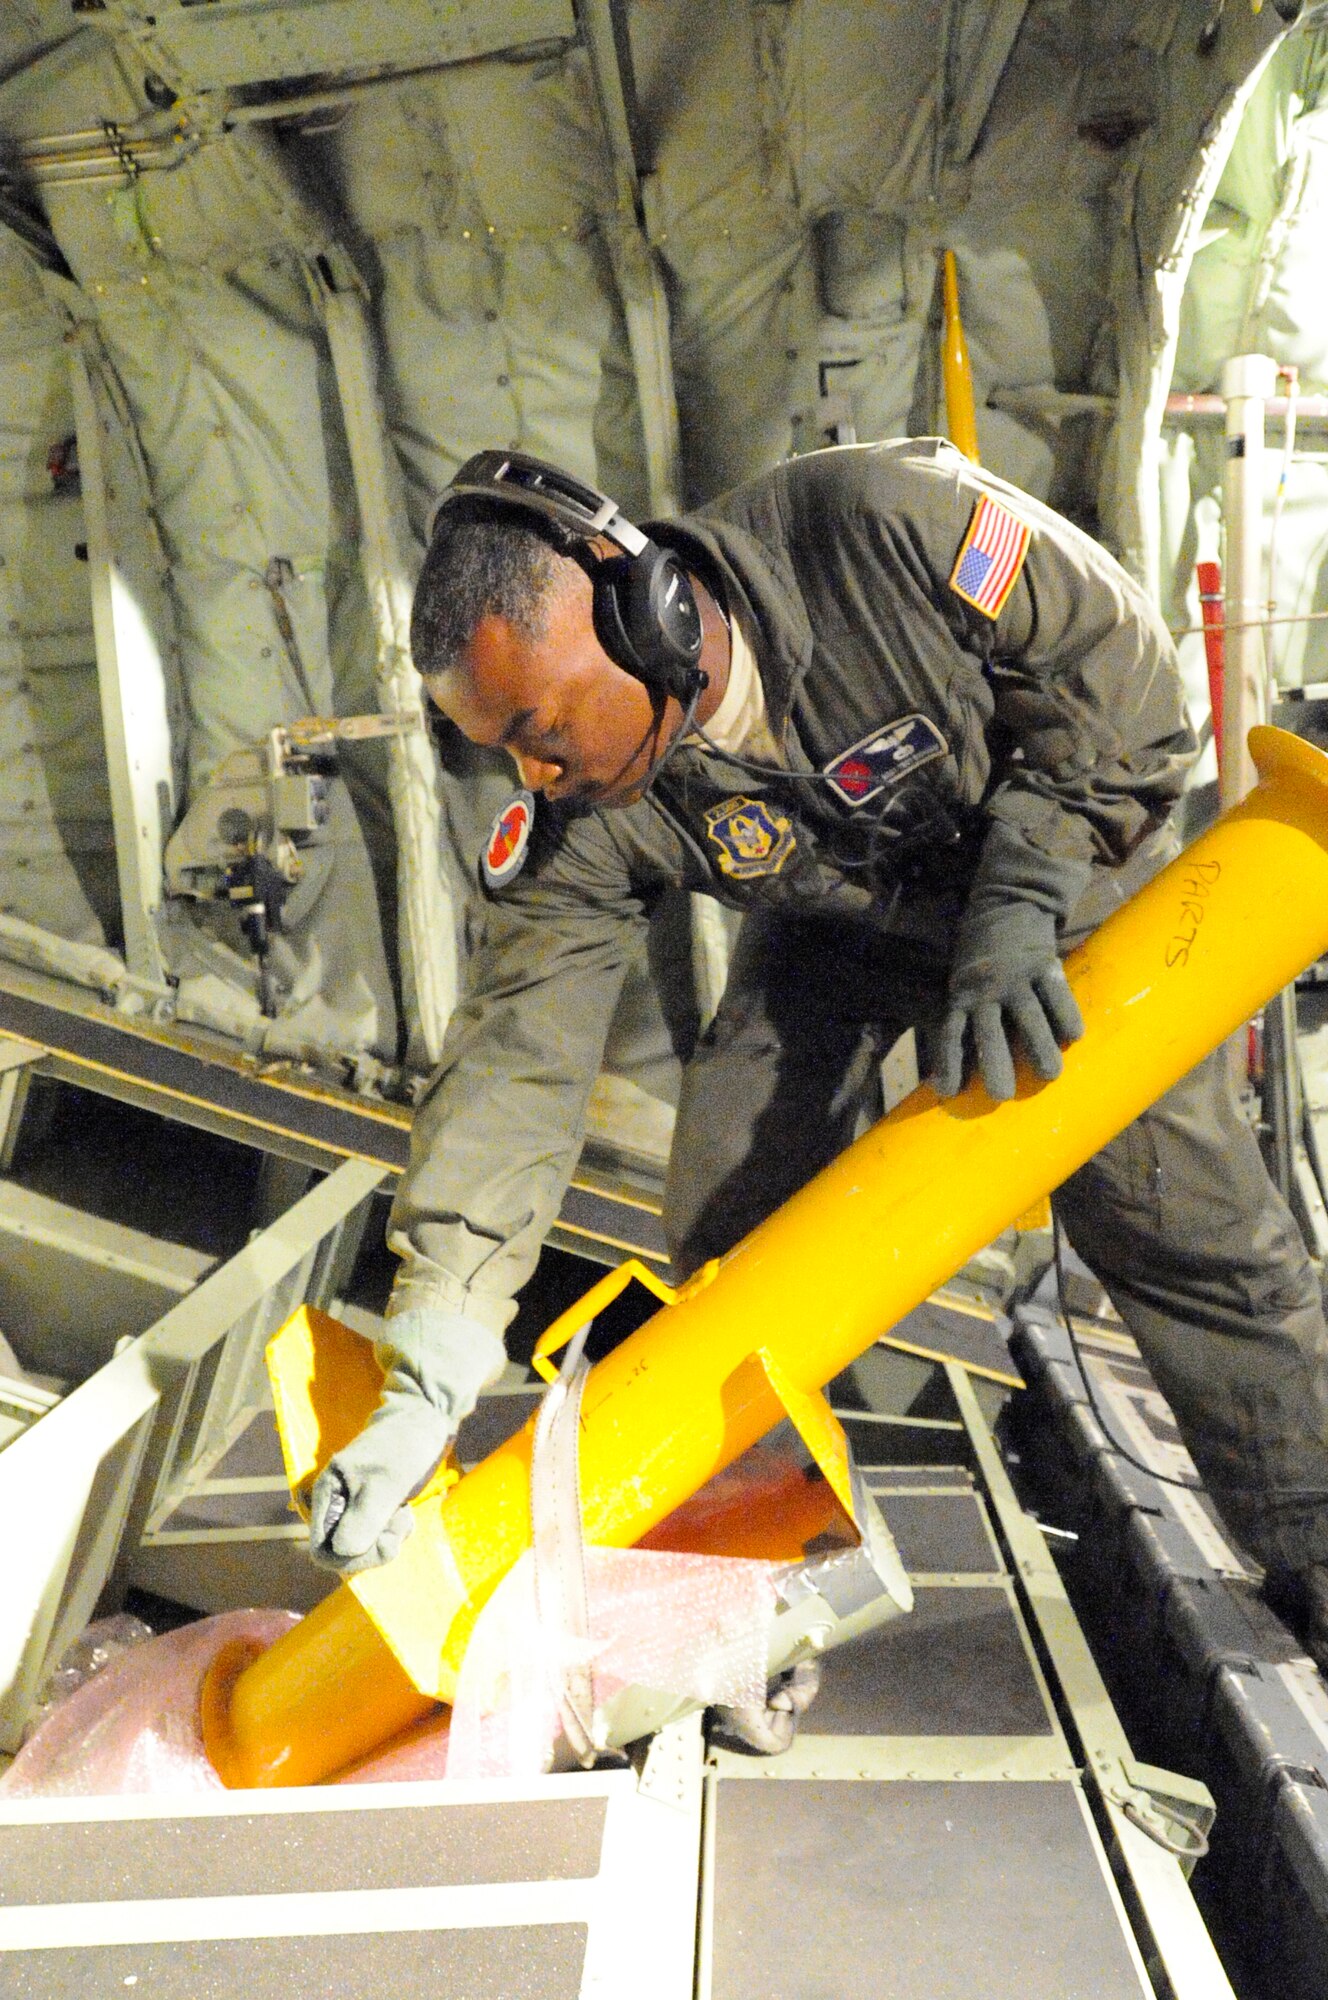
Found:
203,726 -> 1328,1789
941,248 -> 980,463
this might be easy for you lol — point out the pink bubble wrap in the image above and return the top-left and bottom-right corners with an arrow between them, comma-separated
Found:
0,1609 -> 299,1800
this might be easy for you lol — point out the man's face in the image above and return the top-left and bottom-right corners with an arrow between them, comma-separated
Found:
429,573 -> 670,810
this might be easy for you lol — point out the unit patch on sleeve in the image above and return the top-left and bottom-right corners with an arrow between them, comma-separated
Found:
703,796 -> 796,879
948,493 -> 1032,619
481,789 -> 535,889
823,715 -> 948,808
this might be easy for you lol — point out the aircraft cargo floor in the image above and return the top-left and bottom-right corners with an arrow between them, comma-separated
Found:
0,1332 -> 1227,2000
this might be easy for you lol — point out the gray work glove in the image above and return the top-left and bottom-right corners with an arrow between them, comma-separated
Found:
308,1306 -> 506,1576
709,1660 -> 822,1757
934,897 -> 1084,1103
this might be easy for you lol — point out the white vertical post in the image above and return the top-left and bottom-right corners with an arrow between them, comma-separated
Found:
1220,353 -> 1278,807
576,0 -> 682,516
316,272 -> 457,1066
1222,354 -> 1309,1191
67,337 -> 175,990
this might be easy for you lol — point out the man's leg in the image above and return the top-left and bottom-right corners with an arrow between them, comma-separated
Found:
1054,1046 -> 1328,1580
664,912 -> 897,1277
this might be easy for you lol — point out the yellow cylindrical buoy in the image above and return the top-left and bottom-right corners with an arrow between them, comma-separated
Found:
206,727 -> 1328,1788
940,249 -> 980,463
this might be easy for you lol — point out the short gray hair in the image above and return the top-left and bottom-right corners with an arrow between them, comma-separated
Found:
410,501 -> 573,680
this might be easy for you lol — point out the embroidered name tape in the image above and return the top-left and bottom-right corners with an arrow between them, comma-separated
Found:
482,790 -> 535,889
703,796 -> 796,879
823,715 -> 948,807
949,493 -> 1032,619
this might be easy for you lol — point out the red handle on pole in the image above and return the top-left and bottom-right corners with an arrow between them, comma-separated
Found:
1197,559 -> 1225,776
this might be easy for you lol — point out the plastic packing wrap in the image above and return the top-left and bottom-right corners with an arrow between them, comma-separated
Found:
447,1545 -> 778,1780
22,1613 -> 156,1742
0,1609 -> 300,1799
332,1708 -> 453,1785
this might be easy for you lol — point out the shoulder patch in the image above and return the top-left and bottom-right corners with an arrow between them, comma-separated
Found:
824,716 -> 947,807
949,493 -> 1031,619
703,796 -> 795,879
482,790 -> 535,889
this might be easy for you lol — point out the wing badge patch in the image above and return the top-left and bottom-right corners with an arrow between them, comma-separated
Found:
823,715 -> 948,807
949,493 -> 1032,619
482,790 -> 535,889
703,796 -> 796,880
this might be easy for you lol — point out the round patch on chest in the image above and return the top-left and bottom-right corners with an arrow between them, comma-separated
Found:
482,790 -> 535,889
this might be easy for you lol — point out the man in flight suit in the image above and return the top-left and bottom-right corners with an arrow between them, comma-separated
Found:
310,439 -> 1328,1668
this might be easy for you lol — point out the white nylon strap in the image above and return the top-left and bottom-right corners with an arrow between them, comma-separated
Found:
529,1320 -> 598,1767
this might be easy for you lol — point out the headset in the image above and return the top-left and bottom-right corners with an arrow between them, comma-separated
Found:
429,450 -> 706,704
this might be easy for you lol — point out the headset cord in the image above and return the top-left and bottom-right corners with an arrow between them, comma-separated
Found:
1053,1214 -> 1214,1493
687,721 -> 850,787
1052,1215 -> 1328,1506
685,720 -> 965,897
636,675 -> 708,801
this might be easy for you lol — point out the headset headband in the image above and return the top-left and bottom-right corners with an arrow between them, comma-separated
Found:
426,448 -> 705,704
428,450 -> 649,558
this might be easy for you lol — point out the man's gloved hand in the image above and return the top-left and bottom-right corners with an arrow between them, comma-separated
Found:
308,1306 -> 506,1577
934,897 -> 1085,1103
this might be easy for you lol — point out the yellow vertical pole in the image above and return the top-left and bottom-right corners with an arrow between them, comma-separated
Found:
206,728 -> 1328,1789
940,249 -> 980,463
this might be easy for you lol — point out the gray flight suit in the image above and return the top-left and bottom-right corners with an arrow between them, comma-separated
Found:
392,438 -> 1328,1573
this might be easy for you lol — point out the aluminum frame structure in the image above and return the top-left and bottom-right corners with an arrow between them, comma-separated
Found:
0,1155 -> 384,1753
0,1309 -> 1231,2000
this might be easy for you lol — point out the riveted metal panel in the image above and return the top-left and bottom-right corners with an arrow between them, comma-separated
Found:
808,1586 -> 1053,1739
709,1780 -> 1149,2000
105,0 -> 576,92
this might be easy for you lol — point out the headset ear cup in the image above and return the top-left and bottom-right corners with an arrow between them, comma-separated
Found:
591,556 -> 651,682
641,553 -> 702,675
591,548 -> 703,698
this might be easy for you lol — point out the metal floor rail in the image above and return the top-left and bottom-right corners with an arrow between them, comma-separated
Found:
0,957 -> 671,1268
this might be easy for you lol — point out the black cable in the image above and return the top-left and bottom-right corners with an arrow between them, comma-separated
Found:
687,721 -> 842,785
685,720 -> 966,894
1052,1215 -> 1328,1506
636,674 -> 708,801
1052,1214 -> 1207,1492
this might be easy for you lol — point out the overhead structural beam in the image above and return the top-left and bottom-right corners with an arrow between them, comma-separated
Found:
575,0 -> 682,514
575,0 -> 717,1007
65,329 -> 176,994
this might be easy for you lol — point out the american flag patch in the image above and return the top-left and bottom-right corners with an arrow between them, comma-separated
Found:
948,494 -> 1032,619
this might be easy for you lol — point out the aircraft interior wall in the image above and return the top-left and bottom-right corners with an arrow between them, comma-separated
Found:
1161,22 -> 1328,795
0,0 -> 1313,1091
